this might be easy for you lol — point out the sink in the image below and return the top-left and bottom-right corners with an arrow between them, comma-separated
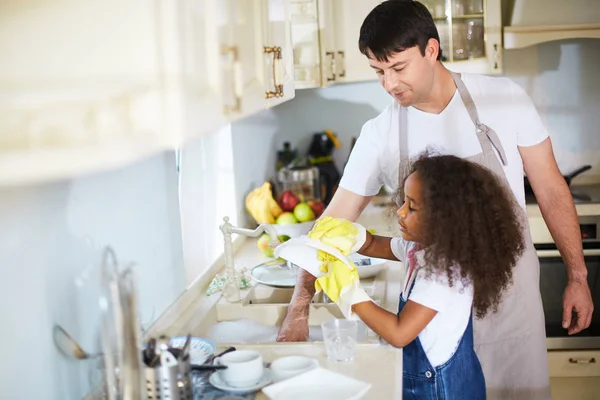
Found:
194,265 -> 391,344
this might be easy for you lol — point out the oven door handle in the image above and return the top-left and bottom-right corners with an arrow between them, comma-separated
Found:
537,249 -> 600,258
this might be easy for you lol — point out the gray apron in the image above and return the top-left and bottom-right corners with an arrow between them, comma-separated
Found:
397,72 -> 551,400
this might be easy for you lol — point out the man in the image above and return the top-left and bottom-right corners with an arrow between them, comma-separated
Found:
276,1 -> 594,399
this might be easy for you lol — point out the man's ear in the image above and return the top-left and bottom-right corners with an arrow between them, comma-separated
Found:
425,38 -> 439,62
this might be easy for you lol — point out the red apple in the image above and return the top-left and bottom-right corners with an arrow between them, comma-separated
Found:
279,190 -> 300,212
307,200 -> 325,217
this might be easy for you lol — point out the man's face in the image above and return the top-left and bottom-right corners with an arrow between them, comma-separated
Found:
368,41 -> 437,107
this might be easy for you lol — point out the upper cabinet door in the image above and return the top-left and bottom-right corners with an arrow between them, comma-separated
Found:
423,0 -> 502,74
216,0 -> 266,120
316,0 -> 337,87
332,0 -> 379,84
261,0 -> 296,108
289,0 -> 323,89
170,0 -> 227,145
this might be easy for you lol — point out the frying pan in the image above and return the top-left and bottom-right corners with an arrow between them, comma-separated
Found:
524,165 -> 592,195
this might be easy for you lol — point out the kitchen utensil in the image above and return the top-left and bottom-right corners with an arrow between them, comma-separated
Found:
204,346 -> 237,365
145,355 -> 192,400
525,165 -> 592,195
53,324 -> 102,360
190,364 -> 228,371
179,334 -> 191,362
143,338 -> 156,366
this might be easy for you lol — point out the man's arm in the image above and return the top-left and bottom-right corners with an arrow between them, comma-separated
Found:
520,137 -> 594,334
276,188 -> 372,342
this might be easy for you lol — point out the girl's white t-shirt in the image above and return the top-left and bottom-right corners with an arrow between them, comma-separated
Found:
391,237 -> 474,367
338,73 -> 549,208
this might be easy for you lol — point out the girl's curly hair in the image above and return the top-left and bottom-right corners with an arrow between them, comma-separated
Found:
398,153 -> 525,318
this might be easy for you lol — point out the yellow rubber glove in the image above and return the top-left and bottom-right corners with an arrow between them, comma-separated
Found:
308,216 -> 358,255
315,251 -> 359,302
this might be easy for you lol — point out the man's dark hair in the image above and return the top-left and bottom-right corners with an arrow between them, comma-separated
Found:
359,0 -> 443,62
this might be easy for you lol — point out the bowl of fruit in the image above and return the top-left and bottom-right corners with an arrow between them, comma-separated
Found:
246,183 -> 326,257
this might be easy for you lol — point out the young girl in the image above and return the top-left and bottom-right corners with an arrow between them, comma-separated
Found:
314,154 -> 525,399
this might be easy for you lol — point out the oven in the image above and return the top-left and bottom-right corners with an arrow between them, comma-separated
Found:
530,211 -> 600,350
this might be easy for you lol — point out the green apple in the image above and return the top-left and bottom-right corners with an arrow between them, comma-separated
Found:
257,234 -> 291,258
293,202 -> 315,222
276,212 -> 298,225
257,233 -> 274,257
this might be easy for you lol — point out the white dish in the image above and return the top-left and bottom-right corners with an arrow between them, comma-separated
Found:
251,259 -> 298,288
349,255 -> 387,279
168,336 -> 216,365
262,367 -> 371,400
209,369 -> 272,394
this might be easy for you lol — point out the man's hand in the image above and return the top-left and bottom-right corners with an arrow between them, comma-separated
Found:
562,278 -> 594,335
276,313 -> 309,342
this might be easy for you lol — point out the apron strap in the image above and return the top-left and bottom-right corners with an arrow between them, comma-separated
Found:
449,72 -> 508,167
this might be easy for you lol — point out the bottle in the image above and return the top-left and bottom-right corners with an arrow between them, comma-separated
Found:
276,141 -> 297,171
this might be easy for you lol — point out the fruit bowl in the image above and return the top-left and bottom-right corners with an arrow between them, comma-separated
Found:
269,221 -> 314,238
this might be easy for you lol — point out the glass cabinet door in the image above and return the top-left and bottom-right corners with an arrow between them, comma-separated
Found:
421,0 -> 486,64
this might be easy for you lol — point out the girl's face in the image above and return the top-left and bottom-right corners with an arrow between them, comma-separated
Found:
397,172 -> 425,243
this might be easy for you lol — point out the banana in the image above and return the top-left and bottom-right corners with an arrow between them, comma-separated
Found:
245,182 -> 282,224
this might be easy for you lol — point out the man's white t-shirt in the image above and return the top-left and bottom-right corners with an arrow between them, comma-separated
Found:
339,73 -> 549,208
391,237 -> 474,367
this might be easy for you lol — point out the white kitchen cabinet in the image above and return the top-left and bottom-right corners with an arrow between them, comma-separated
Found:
291,0 -> 502,89
0,0 -> 296,186
261,0 -> 296,108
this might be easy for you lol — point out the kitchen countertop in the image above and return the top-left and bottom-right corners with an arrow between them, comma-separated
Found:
193,343 -> 403,399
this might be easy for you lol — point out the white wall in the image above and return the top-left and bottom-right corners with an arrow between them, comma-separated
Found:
0,151 -> 185,400
231,38 -> 600,197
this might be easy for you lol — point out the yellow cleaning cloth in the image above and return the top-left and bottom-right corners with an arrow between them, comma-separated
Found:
308,216 -> 358,255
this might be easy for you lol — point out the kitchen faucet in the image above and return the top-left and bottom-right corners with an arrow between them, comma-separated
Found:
219,216 -> 281,302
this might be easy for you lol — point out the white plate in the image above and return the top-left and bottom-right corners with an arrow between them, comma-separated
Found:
169,337 -> 216,365
209,369 -> 272,394
251,259 -> 299,288
262,367 -> 371,400
349,255 -> 387,279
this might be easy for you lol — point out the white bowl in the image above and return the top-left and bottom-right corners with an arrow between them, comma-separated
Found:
269,221 -> 314,238
349,255 -> 387,279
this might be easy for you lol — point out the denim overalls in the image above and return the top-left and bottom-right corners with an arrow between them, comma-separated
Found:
398,270 -> 486,399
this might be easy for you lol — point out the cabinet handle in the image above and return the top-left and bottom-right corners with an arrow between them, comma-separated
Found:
264,46 -> 284,99
221,45 -> 242,114
569,357 -> 597,364
337,51 -> 346,78
493,43 -> 499,70
325,51 -> 336,81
